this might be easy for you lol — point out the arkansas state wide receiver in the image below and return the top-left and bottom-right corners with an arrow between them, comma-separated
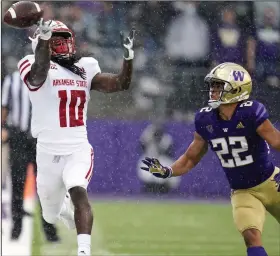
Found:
18,19 -> 135,256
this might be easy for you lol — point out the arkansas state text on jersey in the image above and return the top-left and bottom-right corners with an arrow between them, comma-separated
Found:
52,79 -> 87,87
17,55 -> 101,155
195,100 -> 274,189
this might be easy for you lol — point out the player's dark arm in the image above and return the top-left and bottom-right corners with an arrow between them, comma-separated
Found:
171,132 -> 208,176
91,28 -> 135,93
90,60 -> 133,92
28,39 -> 51,87
28,19 -> 53,87
257,119 -> 280,151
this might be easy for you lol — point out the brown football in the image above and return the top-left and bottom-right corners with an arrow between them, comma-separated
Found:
3,1 -> 43,29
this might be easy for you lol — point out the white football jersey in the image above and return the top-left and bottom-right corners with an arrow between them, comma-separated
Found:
17,55 -> 101,155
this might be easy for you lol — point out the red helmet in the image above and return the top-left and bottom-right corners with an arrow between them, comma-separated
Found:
30,20 -> 76,58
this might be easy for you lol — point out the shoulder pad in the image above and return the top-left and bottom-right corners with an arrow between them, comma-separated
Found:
239,100 -> 269,128
198,106 -> 213,113
239,100 -> 264,114
79,57 -> 99,65
195,106 -> 213,131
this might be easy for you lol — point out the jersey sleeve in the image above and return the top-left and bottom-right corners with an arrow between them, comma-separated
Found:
252,101 -> 269,129
82,57 -> 101,80
17,55 -> 43,91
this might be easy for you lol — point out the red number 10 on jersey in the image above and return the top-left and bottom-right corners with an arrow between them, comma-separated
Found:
58,90 -> 86,127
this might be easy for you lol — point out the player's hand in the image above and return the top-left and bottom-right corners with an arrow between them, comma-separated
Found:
37,18 -> 53,40
141,157 -> 173,179
273,172 -> 280,192
120,28 -> 135,60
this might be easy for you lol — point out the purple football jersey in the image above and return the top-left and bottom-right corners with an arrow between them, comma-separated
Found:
195,100 -> 274,189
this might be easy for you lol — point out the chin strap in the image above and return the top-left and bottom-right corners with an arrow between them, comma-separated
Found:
208,100 -> 221,109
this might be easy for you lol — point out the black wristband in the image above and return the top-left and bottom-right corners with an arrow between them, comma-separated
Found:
162,166 -> 173,179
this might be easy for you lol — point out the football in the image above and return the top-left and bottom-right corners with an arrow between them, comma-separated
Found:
3,1 -> 43,29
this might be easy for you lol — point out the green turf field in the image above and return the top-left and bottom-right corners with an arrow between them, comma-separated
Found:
32,200 -> 279,256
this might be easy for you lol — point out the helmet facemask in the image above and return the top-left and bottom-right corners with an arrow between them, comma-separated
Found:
50,31 -> 75,59
205,77 -> 233,109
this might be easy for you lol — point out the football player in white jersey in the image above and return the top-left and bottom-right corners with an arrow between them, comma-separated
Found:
17,19 -> 135,256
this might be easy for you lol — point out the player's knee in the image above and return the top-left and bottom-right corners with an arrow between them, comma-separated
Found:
242,228 -> 262,247
69,186 -> 90,209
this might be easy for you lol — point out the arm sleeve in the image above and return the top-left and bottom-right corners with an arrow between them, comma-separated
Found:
253,101 -> 269,129
17,55 -> 42,91
90,57 -> 101,78
84,57 -> 101,78
194,112 -> 205,138
81,57 -> 101,91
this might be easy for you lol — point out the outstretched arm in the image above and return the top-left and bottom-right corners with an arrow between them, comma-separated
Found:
91,28 -> 135,92
171,132 -> 208,176
91,60 -> 133,92
28,19 -> 53,87
141,132 -> 208,178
